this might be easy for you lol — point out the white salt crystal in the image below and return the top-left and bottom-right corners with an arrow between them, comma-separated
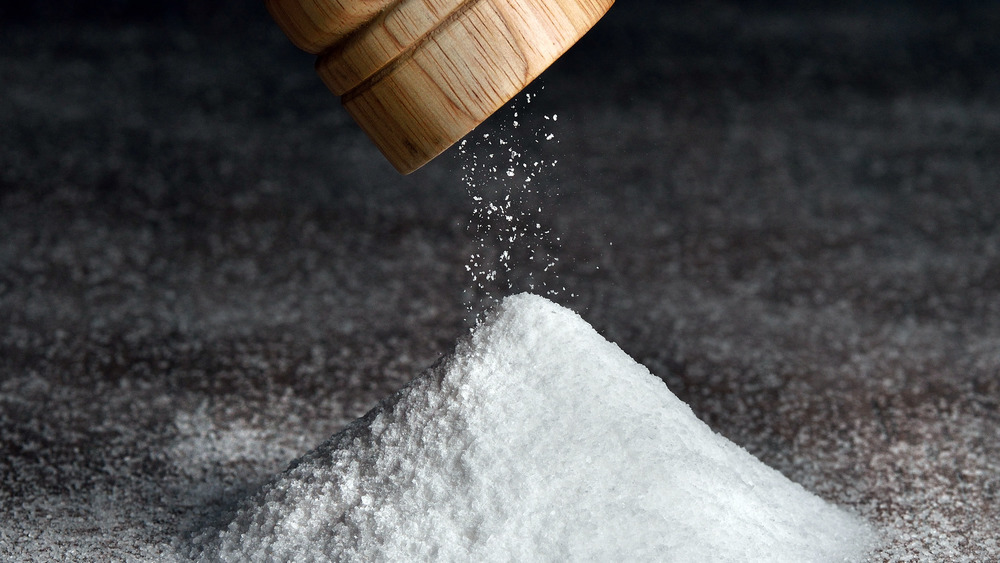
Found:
201,294 -> 873,562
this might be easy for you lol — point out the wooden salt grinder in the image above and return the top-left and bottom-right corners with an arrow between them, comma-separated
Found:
265,0 -> 615,174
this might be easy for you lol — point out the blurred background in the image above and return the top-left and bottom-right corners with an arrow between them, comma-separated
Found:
2,0 -> 999,560
0,1 -> 252,24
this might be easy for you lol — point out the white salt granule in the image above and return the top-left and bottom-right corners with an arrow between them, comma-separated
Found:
200,294 -> 874,562
458,90 -> 562,323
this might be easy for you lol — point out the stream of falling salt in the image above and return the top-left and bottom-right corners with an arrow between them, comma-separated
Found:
458,89 -> 566,324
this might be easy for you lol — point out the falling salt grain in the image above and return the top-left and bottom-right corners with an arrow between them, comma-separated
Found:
457,90 -> 564,321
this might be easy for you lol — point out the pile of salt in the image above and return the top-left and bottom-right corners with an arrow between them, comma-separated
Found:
200,294 -> 872,561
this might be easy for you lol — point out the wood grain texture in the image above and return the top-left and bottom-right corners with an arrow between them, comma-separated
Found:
265,0 -> 398,54
268,0 -> 614,173
317,0 -> 467,95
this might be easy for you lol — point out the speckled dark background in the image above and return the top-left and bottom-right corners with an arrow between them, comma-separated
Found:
2,1 -> 999,560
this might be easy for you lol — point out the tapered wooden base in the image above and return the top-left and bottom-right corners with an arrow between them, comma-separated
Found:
267,0 -> 614,173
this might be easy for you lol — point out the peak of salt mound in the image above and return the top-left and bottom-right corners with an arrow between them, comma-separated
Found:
201,293 -> 873,562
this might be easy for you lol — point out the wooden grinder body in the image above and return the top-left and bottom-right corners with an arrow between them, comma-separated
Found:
266,0 -> 615,173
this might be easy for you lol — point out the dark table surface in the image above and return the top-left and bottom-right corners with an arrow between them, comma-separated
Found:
2,1 -> 999,560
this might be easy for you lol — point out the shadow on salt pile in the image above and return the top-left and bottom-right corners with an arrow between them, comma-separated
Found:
191,293 -> 875,561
